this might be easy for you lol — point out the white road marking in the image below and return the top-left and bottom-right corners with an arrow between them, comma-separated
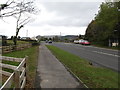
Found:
90,46 -> 119,51
92,51 -> 120,57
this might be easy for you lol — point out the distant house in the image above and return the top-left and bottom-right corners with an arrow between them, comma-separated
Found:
43,35 -> 59,39
61,35 -> 78,41
31,37 -> 37,41
36,35 -> 41,40
21,37 -> 31,40
38,35 -> 61,41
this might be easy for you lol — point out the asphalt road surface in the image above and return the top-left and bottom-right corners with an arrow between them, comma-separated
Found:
51,42 -> 119,72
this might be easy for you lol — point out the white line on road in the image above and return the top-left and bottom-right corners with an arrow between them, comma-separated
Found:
89,46 -> 119,51
92,51 -> 120,57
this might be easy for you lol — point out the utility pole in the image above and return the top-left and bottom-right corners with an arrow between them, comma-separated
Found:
109,38 -> 111,47
26,30 -> 28,37
60,32 -> 62,42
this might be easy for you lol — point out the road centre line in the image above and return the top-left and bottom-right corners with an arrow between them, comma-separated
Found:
92,51 -> 120,57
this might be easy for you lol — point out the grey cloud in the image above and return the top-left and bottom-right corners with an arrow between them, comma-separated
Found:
34,2 -> 102,27
45,17 -> 90,27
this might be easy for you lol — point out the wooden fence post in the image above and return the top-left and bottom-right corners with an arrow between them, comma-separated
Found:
2,46 -> 4,53
19,44 -> 21,50
25,56 -> 28,81
9,46 -> 10,52
10,45 -> 11,52
14,69 -> 20,88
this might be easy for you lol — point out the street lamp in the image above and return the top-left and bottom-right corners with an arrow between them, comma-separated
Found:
108,36 -> 112,47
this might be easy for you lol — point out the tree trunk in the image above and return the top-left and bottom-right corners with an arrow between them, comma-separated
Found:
13,36 -> 17,45
13,25 -> 23,45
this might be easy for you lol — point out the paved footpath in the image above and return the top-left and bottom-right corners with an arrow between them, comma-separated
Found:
35,44 -> 84,88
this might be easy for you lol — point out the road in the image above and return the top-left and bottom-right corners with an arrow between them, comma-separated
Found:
51,42 -> 119,72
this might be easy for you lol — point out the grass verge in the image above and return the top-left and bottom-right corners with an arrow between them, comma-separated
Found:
46,45 -> 119,88
91,42 -> 120,50
7,40 -> 29,45
3,46 -> 39,88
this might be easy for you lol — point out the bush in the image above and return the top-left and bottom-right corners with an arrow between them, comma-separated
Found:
32,41 -> 39,46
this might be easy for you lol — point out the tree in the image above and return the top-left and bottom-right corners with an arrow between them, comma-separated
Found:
10,36 -> 13,40
85,1 -> 119,46
18,36 -> 21,40
78,34 -> 82,39
53,36 -> 59,42
0,0 -> 37,17
0,0 -> 38,45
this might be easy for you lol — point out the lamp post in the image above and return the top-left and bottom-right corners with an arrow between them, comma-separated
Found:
114,29 -> 118,46
108,38 -> 111,47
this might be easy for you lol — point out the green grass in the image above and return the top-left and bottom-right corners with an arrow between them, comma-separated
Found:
2,68 -> 14,73
2,60 -> 20,79
2,60 -> 20,66
7,40 -> 29,45
93,44 -> 120,50
46,45 -> 119,88
3,46 -> 39,88
91,42 -> 120,50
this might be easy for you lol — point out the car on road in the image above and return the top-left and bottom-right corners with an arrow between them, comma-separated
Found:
48,40 -> 52,43
46,40 -> 48,43
74,39 -> 84,44
81,40 -> 90,45
74,39 -> 90,45
74,40 -> 79,44
79,39 -> 84,44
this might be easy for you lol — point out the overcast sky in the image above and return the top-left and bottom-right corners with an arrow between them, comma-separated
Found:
0,0 -> 104,37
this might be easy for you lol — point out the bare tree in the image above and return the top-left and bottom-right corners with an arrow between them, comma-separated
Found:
13,13 -> 32,45
0,0 -> 36,17
0,0 -> 38,45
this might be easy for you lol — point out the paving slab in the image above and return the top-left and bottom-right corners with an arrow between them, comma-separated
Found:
35,43 -> 83,88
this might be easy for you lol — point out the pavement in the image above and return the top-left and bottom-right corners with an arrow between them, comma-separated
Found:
35,43 -> 84,88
